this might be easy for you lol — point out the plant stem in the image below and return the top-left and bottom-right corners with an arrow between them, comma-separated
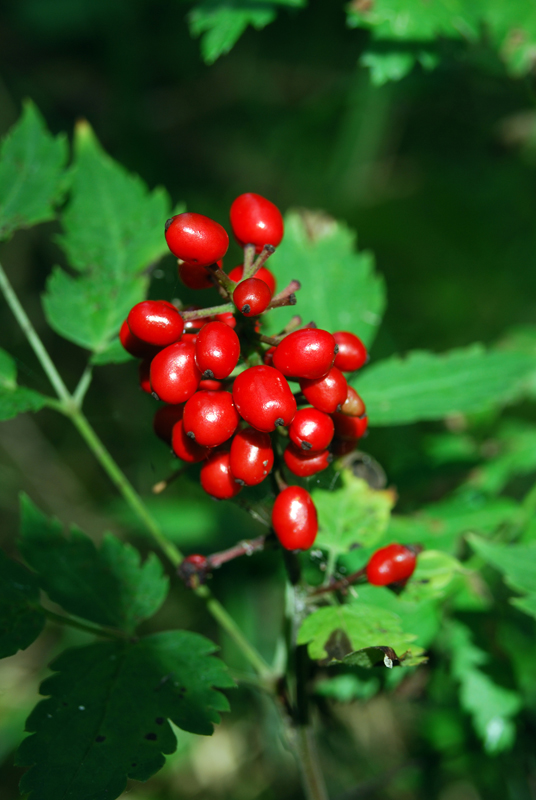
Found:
294,725 -> 330,800
73,364 -> 93,406
181,302 -> 234,321
42,608 -> 123,639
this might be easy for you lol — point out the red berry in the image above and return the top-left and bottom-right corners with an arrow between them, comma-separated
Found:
263,346 -> 276,367
165,212 -> 229,267
178,261 -> 213,290
183,390 -> 240,447
182,332 -> 199,345
272,487 -> 318,550
229,428 -> 274,486
139,358 -> 152,394
128,300 -> 184,348
300,367 -> 348,414
215,311 -> 236,329
183,554 -> 208,568
228,264 -> 277,294
153,404 -> 184,444
366,544 -> 417,586
233,365 -> 297,432
200,451 -> 242,499
195,321 -> 240,380
283,443 -> 331,477
331,439 -> 359,457
333,332 -> 368,372
340,386 -> 366,417
183,307 -> 210,332
150,341 -> 201,404
272,329 -> 337,380
199,378 -> 223,391
230,193 -> 284,253
332,413 -> 368,442
119,320 -> 160,359
289,407 -> 334,452
233,277 -> 272,317
171,419 -> 211,462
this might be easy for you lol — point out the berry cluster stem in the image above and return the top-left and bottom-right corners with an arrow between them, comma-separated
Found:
180,302 -> 234,321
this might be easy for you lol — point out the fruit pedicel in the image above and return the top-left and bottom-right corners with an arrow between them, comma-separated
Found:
120,192 -> 418,583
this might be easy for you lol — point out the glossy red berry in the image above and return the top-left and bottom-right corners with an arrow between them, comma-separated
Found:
233,365 -> 297,432
183,390 -> 240,447
263,346 -> 276,367
230,193 -> 284,253
119,320 -> 160,359
332,413 -> 368,442
153,404 -> 184,444
272,486 -> 318,550
165,212 -> 229,267
333,332 -> 368,372
195,321 -> 240,380
198,378 -> 223,391
128,300 -> 184,347
139,358 -> 152,394
289,407 -> 334,452
229,428 -> 274,486
171,419 -> 211,462
233,278 -> 272,317
215,311 -> 237,329
178,261 -> 213,290
283,443 -> 331,477
150,341 -> 201,404
228,264 -> 276,294
300,367 -> 348,414
200,451 -> 242,499
273,329 -> 337,380
340,386 -> 366,417
366,544 -> 417,586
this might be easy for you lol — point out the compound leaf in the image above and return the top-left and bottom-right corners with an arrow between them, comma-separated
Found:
17,631 -> 234,800
0,100 -> 68,241
354,345 -> 536,426
0,348 -> 48,421
19,494 -> 168,634
0,549 -> 44,659
42,120 -> 174,358
266,210 -> 386,349
297,603 -> 425,666
312,471 -> 395,556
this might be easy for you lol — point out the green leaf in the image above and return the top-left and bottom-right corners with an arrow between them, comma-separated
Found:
42,121 -> 175,357
468,534 -> 536,620
402,550 -> 464,602
188,0 -> 305,64
356,584 -> 440,649
19,495 -> 168,634
446,620 -> 522,754
0,348 -> 48,421
297,603 -> 425,666
17,631 -> 234,800
0,100 -> 68,241
0,549 -> 44,659
360,48 -> 439,85
468,420 -> 536,496
354,345 -> 536,426
266,210 -> 386,349
312,471 -> 395,556
314,673 -> 380,702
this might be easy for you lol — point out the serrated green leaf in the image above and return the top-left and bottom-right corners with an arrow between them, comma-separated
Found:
19,495 -> 168,634
42,121 -> 175,356
0,101 -> 68,241
297,603 -> 425,666
189,0 -> 305,64
312,471 -> 395,556
403,550 -> 463,601
446,620 -> 522,754
0,549 -> 44,659
356,584 -> 440,649
265,210 -> 386,349
17,631 -> 234,800
354,345 -> 536,426
0,348 -> 48,421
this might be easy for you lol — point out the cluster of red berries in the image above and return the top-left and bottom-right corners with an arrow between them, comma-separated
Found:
120,192 -> 370,553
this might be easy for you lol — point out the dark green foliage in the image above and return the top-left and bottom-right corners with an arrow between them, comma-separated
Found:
0,349 -> 48,421
0,550 -> 44,658
16,632 -> 234,800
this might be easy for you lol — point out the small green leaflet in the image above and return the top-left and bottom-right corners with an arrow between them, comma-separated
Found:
188,0 -> 305,64
468,534 -> 536,620
0,100 -> 68,241
17,632 -> 234,800
354,345 -> 536,426
312,471 -> 395,556
346,0 -> 536,80
297,603 -> 425,666
0,348 -> 48,421
0,550 -> 44,659
360,47 -> 439,86
42,120 -> 175,359
19,494 -> 169,634
445,620 -> 522,754
265,210 -> 386,349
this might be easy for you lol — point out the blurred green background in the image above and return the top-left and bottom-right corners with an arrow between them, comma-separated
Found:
1,2 -> 536,799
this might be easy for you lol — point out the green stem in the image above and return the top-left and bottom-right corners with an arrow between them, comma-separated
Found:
294,726 -> 330,800
42,608 -> 123,639
73,364 -> 93,406
181,302 -> 234,321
